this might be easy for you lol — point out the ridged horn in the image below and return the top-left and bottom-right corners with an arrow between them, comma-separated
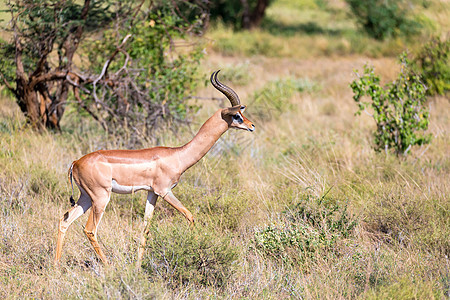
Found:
210,70 -> 241,106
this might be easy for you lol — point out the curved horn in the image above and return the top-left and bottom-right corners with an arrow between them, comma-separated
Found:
210,70 -> 241,106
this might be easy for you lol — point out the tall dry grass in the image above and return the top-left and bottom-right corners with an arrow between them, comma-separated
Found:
1,0 -> 449,298
1,51 -> 448,298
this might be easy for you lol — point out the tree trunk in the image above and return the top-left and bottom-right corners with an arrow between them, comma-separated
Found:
16,81 -> 43,130
15,79 -> 66,130
242,0 -> 270,29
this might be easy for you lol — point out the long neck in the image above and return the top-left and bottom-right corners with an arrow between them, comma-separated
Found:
177,110 -> 229,172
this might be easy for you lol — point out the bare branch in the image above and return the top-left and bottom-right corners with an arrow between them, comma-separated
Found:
94,34 -> 132,85
65,74 -> 91,94
114,49 -> 131,76
92,34 -> 132,103
73,85 -> 108,132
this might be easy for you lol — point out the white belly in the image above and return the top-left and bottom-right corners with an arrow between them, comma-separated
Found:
111,179 -> 153,194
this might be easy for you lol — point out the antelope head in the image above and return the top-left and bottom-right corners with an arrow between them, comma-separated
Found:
211,70 -> 255,132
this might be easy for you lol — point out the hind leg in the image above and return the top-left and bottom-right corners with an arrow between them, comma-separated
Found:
137,191 -> 158,263
55,191 -> 92,265
83,189 -> 111,264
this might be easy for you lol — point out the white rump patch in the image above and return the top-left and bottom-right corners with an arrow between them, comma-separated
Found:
111,179 -> 153,194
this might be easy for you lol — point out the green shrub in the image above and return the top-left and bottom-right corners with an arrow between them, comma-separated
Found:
350,53 -> 431,156
412,37 -> 450,96
142,224 -> 238,288
209,0 -> 246,29
253,193 -> 357,265
345,0 -> 422,40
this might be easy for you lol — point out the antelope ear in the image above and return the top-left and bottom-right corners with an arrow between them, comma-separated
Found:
221,105 -> 241,117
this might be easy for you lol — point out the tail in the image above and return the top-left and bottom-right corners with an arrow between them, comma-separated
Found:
68,162 -> 76,207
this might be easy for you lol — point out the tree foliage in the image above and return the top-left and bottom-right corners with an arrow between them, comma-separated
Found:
0,0 -> 207,144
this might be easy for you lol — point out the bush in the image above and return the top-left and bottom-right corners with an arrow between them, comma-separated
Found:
83,1 -> 205,145
412,37 -> 450,96
253,193 -> 357,265
350,53 -> 431,156
142,224 -> 238,288
346,0 -> 422,40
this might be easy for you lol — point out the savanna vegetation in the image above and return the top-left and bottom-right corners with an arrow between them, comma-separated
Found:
0,0 -> 449,298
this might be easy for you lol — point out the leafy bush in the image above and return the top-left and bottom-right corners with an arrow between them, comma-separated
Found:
350,53 -> 431,156
253,193 -> 357,265
142,224 -> 238,288
345,0 -> 422,40
412,37 -> 450,96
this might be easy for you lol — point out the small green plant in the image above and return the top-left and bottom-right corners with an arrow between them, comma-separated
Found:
253,193 -> 357,265
350,53 -> 431,156
412,37 -> 450,96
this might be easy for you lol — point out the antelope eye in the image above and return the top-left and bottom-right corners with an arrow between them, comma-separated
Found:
232,114 -> 244,123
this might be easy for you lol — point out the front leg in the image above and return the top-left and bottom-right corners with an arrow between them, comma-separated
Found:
138,191 -> 158,263
163,191 -> 194,225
